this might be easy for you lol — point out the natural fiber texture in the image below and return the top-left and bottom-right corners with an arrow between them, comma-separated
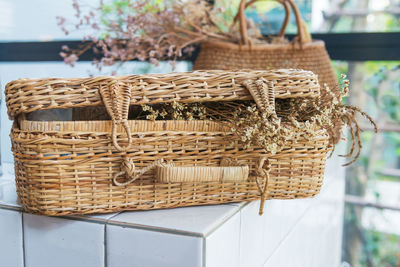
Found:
155,163 -> 249,183
193,0 -> 338,117
7,69 -> 331,216
6,69 -> 320,119
12,120 -> 330,215
194,41 -> 337,98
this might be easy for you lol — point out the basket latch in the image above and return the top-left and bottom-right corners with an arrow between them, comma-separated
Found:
99,80 -> 133,152
242,78 -> 277,215
99,81 -> 164,186
242,78 -> 278,121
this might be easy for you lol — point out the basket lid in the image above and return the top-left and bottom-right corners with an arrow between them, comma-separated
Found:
5,69 -> 320,119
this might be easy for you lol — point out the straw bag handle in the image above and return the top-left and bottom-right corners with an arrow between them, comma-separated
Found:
231,0 -> 291,39
234,0 -> 311,46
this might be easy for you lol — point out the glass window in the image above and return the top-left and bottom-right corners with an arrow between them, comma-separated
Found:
333,60 -> 400,267
241,0 -> 400,34
0,0 -> 98,41
312,0 -> 400,33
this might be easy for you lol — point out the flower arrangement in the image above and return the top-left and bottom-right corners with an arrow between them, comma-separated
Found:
125,75 -> 376,165
228,75 -> 377,165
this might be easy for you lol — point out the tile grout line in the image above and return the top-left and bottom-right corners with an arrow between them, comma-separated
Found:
1,198 -> 250,239
203,202 -> 250,238
201,205 -> 245,267
4,201 -> 252,245
21,212 -> 26,267
0,203 -> 22,212
1,206 -> 207,238
202,236 -> 206,267
60,210 -> 203,237
104,224 -> 107,267
260,179 -> 338,267
105,219 -> 204,237
238,209 -> 242,267
103,212 -> 121,267
261,210 -> 308,267
107,212 -> 122,221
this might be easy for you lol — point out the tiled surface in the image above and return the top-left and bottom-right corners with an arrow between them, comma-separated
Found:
238,197 -> 314,267
106,224 -> 202,267
23,213 -> 105,267
262,176 -> 345,267
0,180 -> 20,209
109,203 -> 242,236
0,209 -> 24,267
70,212 -> 121,223
240,157 -> 344,267
0,163 -> 20,209
260,197 -> 315,262
239,201 -> 265,267
0,158 -> 345,267
205,212 -> 241,267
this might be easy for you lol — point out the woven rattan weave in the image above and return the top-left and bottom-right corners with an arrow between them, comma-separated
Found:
193,0 -> 338,104
6,69 -> 331,216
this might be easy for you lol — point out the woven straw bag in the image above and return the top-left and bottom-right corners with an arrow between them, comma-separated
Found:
6,69 -> 331,216
193,0 -> 338,103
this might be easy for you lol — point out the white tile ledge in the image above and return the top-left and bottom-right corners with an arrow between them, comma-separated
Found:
0,156 -> 343,237
0,176 -> 246,237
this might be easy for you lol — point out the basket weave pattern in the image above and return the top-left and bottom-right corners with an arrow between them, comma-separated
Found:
193,0 -> 338,103
194,41 -> 337,99
7,69 -> 331,216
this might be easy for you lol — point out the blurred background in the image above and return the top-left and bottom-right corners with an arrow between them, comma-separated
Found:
0,1 -> 399,266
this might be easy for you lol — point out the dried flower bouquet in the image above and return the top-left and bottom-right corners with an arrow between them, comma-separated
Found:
57,0 -> 279,68
112,75 -> 377,165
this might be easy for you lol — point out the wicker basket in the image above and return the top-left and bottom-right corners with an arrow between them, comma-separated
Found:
193,0 -> 338,104
6,69 -> 331,216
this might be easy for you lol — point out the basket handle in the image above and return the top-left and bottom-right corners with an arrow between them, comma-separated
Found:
99,81 -> 133,152
156,160 -> 249,183
230,0 -> 291,39
113,158 -> 248,186
233,0 -> 311,46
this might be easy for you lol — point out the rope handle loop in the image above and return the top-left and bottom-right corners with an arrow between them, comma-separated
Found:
112,121 -> 133,152
113,158 -> 164,186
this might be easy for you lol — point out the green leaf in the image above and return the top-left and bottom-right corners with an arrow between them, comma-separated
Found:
102,4 -> 112,14
366,87 -> 379,101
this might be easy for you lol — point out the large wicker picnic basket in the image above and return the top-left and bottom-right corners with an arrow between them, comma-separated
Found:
6,69 -> 331,216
